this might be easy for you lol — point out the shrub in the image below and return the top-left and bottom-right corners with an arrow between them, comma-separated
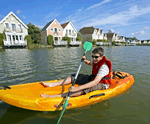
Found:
97,39 -> 103,42
62,37 -> 71,46
112,41 -> 116,46
25,35 -> 32,46
76,37 -> 83,41
92,39 -> 97,45
47,35 -> 53,45
0,33 -> 5,47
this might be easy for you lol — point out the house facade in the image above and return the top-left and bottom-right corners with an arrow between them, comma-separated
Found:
41,19 -> 64,45
118,36 -> 125,42
0,11 -> 28,47
61,21 -> 77,41
106,33 -> 116,44
79,26 -> 105,43
61,21 -> 81,46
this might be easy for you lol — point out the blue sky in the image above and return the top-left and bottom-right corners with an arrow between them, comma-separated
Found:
1,0 -> 150,40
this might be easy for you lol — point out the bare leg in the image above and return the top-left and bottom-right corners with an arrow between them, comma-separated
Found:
41,90 -> 83,98
41,77 -> 72,87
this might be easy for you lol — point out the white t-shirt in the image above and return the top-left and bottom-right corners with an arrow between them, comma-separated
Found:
97,63 -> 109,77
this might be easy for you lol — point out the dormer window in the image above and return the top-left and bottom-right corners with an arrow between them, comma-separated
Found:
5,23 -> 9,29
12,24 -> 16,31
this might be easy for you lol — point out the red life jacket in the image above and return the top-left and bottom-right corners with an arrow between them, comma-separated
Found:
92,56 -> 112,85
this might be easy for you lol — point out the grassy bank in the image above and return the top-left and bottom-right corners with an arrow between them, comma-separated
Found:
27,44 -> 53,49
136,44 -> 150,46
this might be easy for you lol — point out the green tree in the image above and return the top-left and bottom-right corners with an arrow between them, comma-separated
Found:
0,33 -> 5,47
108,30 -> 113,33
24,35 -> 31,46
62,37 -> 71,46
27,23 -> 42,44
76,37 -> 83,41
47,35 -> 53,45
92,39 -> 97,45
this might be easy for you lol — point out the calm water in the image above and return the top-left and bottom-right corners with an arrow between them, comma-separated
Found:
0,46 -> 149,124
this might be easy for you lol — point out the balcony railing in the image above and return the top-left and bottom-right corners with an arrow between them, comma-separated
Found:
4,28 -> 23,33
3,39 -> 27,46
70,41 -> 81,45
54,32 -> 58,36
65,33 -> 77,36
54,40 -> 67,45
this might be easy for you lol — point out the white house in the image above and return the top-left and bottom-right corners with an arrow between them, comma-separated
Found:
0,11 -> 28,47
79,26 -> 105,43
61,21 -> 81,46
118,36 -> 125,42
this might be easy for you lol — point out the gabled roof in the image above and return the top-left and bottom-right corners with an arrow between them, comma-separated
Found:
106,33 -> 115,38
79,26 -> 95,34
0,11 -> 28,29
41,19 -> 64,32
61,21 -> 78,33
61,22 -> 69,29
41,20 -> 54,32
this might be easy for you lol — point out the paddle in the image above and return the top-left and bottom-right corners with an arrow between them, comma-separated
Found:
56,41 -> 92,124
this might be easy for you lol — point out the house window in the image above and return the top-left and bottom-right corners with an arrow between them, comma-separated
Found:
72,30 -> 74,33
51,28 -> 53,31
19,35 -> 23,41
58,29 -> 61,32
69,30 -> 71,35
12,24 -> 16,31
66,29 -> 68,33
5,23 -> 9,29
18,24 -> 22,31
54,28 -> 57,32
16,35 -> 18,40
12,35 -> 15,41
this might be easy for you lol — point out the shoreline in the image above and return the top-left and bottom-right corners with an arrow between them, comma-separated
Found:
0,44 -> 149,49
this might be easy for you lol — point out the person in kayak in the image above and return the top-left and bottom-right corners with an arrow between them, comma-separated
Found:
41,47 -> 112,98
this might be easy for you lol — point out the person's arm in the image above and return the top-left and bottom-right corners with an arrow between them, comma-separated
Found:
69,74 -> 103,92
82,56 -> 92,65
69,64 -> 109,92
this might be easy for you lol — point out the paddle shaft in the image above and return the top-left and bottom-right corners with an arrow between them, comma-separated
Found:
57,52 -> 86,124
68,52 -> 86,96
57,41 -> 92,124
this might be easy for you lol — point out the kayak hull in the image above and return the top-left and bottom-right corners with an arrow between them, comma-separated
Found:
0,72 -> 134,111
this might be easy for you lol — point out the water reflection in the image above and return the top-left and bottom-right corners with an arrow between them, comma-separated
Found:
0,100 -> 111,124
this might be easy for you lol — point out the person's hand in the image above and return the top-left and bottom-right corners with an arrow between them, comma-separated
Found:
81,56 -> 86,61
69,86 -> 79,92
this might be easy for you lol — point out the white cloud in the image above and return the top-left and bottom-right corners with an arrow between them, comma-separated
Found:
17,10 -> 21,14
45,12 -> 60,19
83,5 -> 150,27
132,30 -> 145,35
23,15 -> 26,19
86,0 -> 112,10
144,27 -> 149,30
110,29 -> 115,33
35,25 -> 44,29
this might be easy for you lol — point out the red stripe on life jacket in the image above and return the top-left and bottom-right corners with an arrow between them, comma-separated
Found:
92,56 -> 112,85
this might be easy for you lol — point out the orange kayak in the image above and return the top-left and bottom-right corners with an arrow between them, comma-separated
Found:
0,71 -> 134,111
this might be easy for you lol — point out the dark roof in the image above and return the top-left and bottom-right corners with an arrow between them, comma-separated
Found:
41,20 -> 54,32
61,22 -> 70,29
100,30 -> 103,34
106,33 -> 115,38
79,26 -> 95,34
